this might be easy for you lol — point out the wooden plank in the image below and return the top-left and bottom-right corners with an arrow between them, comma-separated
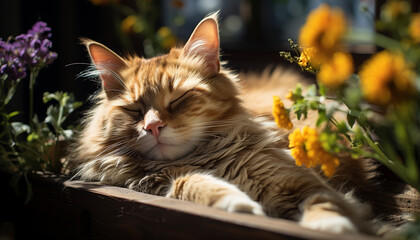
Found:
62,179 -> 380,240
13,174 -> 386,239
7,170 -> 418,239
21,175 -> 90,239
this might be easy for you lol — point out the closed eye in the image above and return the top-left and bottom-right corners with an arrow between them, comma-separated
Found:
121,106 -> 144,118
170,90 -> 192,106
121,107 -> 139,112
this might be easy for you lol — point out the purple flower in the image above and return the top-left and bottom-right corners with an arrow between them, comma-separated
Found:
0,21 -> 57,80
0,57 -> 27,81
28,21 -> 52,39
0,38 -> 27,81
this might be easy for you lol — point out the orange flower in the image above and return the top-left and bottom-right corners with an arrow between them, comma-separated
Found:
121,15 -> 139,34
317,52 -> 353,88
381,0 -> 410,21
298,47 -> 319,69
299,4 -> 347,62
409,13 -> 420,43
359,51 -> 415,105
272,96 -> 293,130
289,126 -> 340,177
157,27 -> 177,49
285,91 -> 293,101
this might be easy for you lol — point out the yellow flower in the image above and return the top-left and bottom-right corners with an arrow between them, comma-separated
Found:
285,91 -> 293,101
299,4 -> 347,62
317,52 -> 353,88
381,0 -> 410,22
298,47 -> 318,68
157,27 -> 177,49
289,126 -> 340,177
409,13 -> 420,43
272,96 -> 293,130
359,51 -> 415,105
121,15 -> 138,34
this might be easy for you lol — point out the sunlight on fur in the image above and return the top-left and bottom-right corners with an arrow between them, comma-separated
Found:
70,12 -> 390,236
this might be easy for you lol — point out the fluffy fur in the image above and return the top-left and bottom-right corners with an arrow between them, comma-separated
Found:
71,13 -> 379,234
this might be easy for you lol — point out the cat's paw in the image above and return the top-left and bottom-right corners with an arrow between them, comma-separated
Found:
299,214 -> 358,234
215,194 -> 265,216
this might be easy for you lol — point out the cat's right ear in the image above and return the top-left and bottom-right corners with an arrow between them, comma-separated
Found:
182,12 -> 220,78
82,38 -> 127,99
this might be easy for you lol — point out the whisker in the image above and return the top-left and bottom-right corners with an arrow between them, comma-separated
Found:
93,139 -> 129,160
79,64 -> 130,93
65,62 -> 91,67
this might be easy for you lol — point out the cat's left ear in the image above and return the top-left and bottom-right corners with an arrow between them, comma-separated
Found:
182,12 -> 220,77
82,38 -> 128,99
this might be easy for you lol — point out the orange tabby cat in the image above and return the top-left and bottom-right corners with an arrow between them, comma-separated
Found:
71,13 -> 379,234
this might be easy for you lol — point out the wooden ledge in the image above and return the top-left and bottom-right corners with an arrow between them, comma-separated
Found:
16,174 -> 384,240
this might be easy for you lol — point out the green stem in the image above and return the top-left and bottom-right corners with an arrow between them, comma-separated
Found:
52,102 -> 64,174
363,130 -> 418,190
4,122 -> 20,160
52,135 -> 60,174
394,108 -> 419,189
326,115 -> 353,144
4,79 -> 21,106
29,70 -> 39,128
345,29 -> 403,52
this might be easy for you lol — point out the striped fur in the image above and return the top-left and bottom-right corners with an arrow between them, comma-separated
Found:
70,14 -> 382,235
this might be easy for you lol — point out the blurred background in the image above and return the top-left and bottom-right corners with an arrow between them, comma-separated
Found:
0,0 -> 380,119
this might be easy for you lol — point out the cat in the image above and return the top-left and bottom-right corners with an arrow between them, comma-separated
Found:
70,13 -> 380,234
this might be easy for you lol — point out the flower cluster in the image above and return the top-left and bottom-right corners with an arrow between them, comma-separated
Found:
279,1 -> 420,191
360,50 -> 415,105
298,4 -> 346,63
289,127 -> 340,177
0,41 -> 27,81
409,13 -> 420,43
298,4 -> 354,89
1,21 -> 81,183
0,21 -> 57,77
1,21 -> 57,108
272,96 -> 293,130
317,52 -> 353,89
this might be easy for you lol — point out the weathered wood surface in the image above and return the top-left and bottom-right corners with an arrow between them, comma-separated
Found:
17,174 -> 384,240
367,179 -> 420,225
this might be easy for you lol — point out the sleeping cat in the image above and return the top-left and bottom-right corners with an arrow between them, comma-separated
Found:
71,13 -> 379,234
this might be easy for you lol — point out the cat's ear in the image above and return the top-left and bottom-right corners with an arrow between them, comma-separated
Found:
82,39 -> 127,99
182,12 -> 220,77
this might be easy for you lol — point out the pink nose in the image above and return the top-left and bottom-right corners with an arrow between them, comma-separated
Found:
144,109 -> 166,138
144,121 -> 166,138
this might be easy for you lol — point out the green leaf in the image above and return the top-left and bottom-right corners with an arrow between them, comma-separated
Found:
316,111 -> 328,127
43,91 -> 59,103
319,131 -> 340,153
27,132 -> 39,142
306,84 -> 317,97
7,111 -> 19,118
318,83 -> 326,96
337,122 -> 348,134
309,101 -> 319,110
11,122 -> 30,136
347,114 -> 356,128
343,87 -> 362,110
